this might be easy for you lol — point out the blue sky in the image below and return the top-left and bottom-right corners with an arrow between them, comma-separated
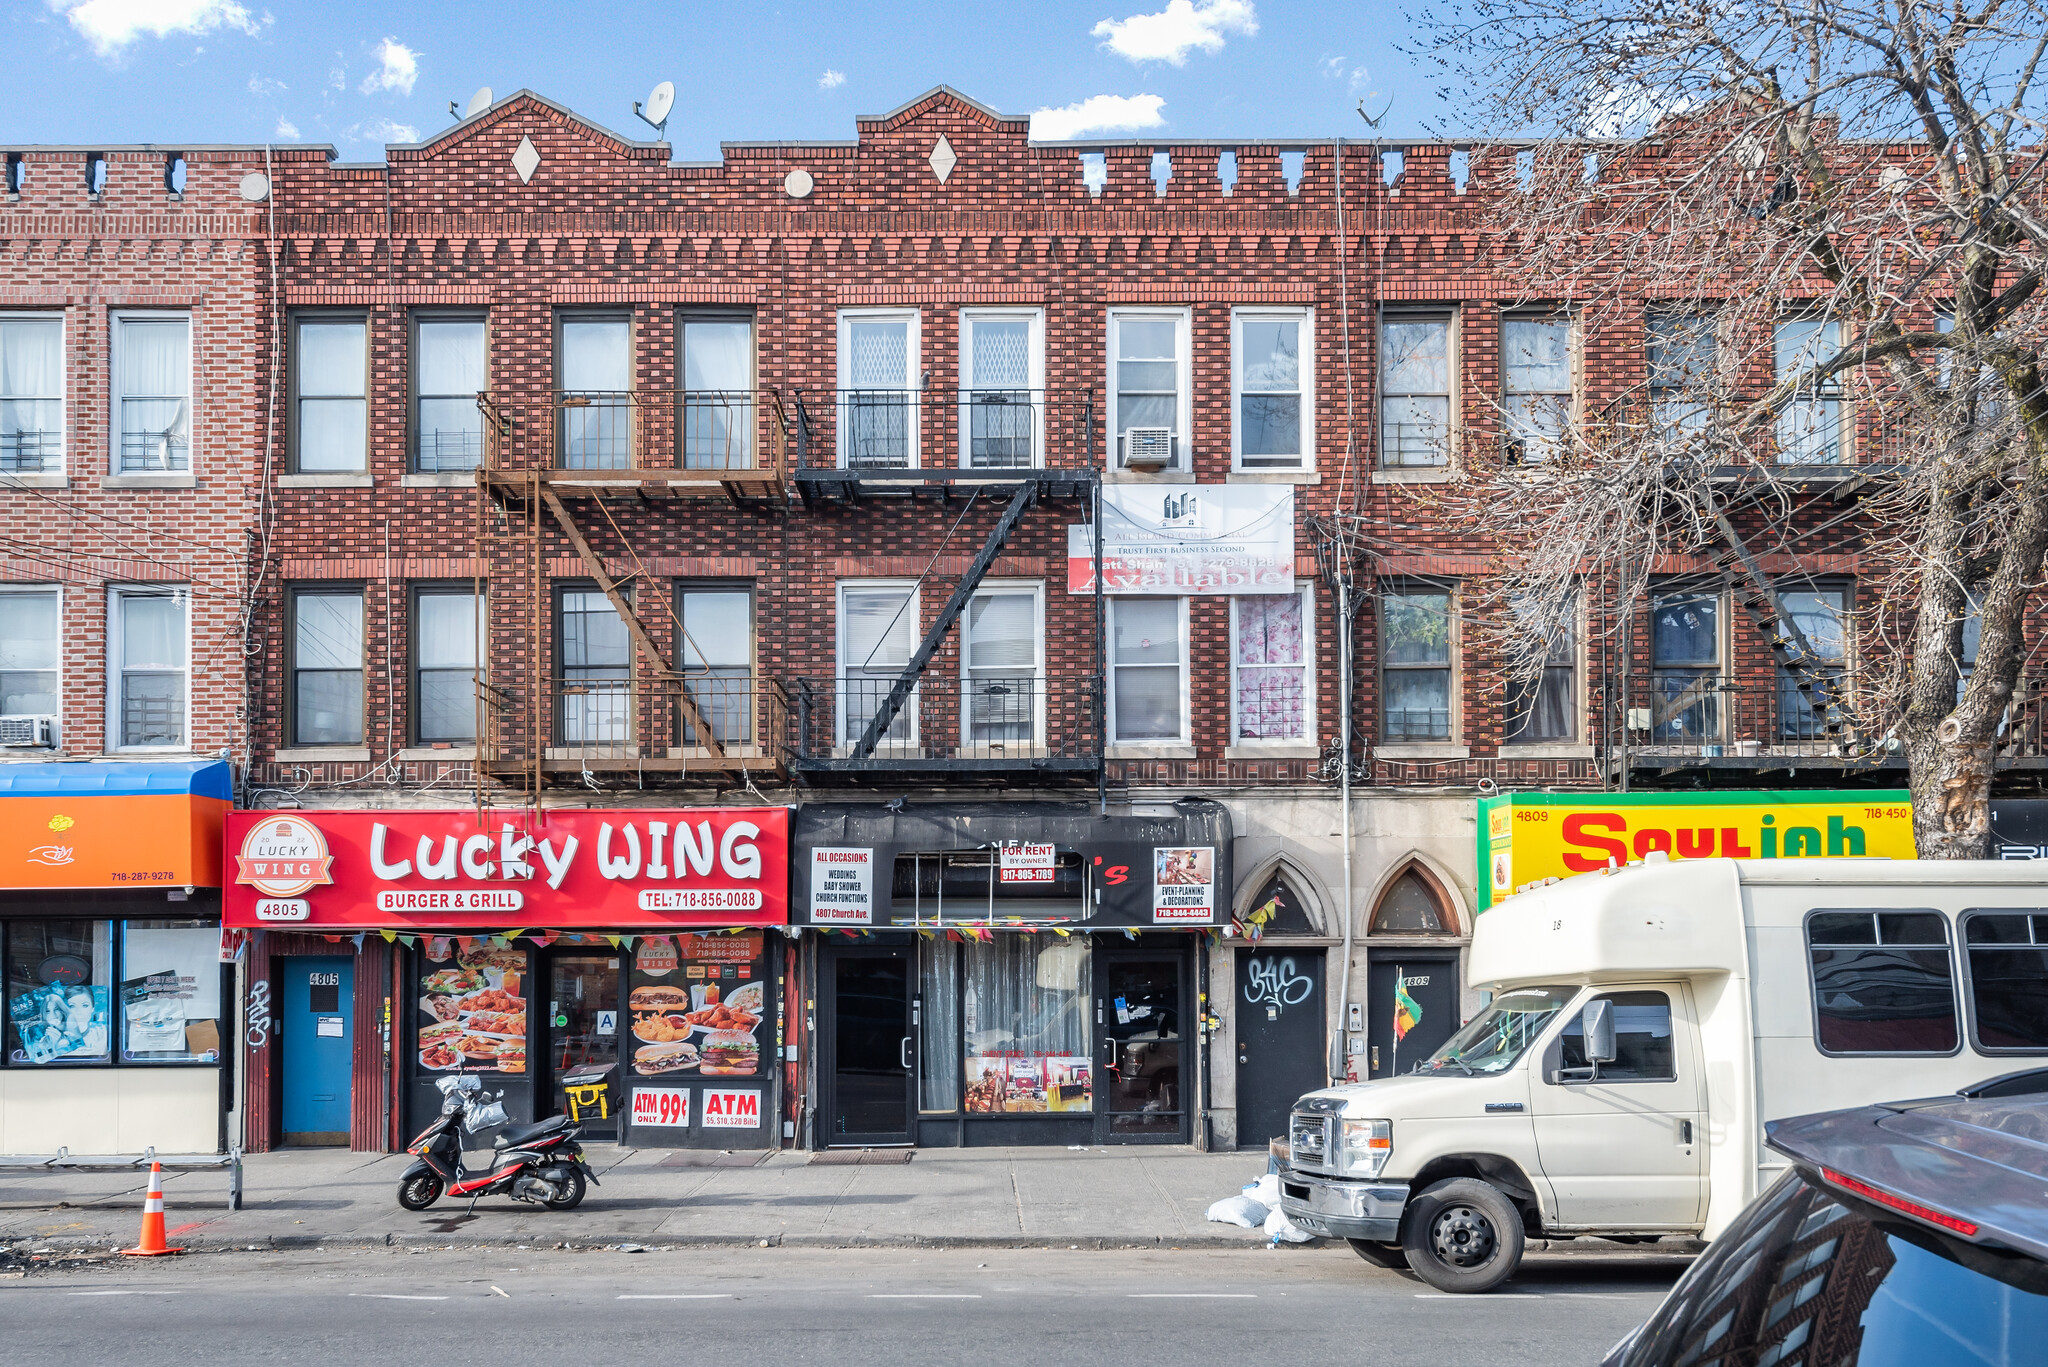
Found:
7,1 -> 1443,158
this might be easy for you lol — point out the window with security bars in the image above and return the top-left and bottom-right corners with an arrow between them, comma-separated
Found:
962,586 -> 1041,746
838,583 -> 917,747
1505,594 -> 1576,743
293,317 -> 367,472
679,587 -> 753,745
0,590 -> 59,721
1776,588 -> 1848,741
558,318 -> 631,469
1776,319 -> 1844,462
414,318 -> 485,472
1646,310 -> 1717,438
412,588 -> 481,744
114,315 -> 190,473
1232,589 -> 1309,741
1650,590 -> 1722,741
680,318 -> 753,470
1380,314 -> 1451,467
557,589 -> 629,744
840,314 -> 917,468
1234,311 -> 1307,469
290,588 -> 364,746
110,588 -> 186,749
1381,589 -> 1453,741
1502,314 -> 1570,462
0,316 -> 64,473
962,314 -> 1036,469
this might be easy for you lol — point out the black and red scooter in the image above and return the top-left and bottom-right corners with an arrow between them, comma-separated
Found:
398,1075 -> 598,1212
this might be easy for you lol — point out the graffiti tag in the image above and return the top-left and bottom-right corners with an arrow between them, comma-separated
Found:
1244,956 -> 1314,1015
245,979 -> 273,1048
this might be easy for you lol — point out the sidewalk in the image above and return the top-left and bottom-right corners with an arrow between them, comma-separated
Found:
0,1145 -> 1284,1252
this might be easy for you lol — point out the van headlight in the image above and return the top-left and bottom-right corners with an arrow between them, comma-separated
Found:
1339,1118 -> 1392,1177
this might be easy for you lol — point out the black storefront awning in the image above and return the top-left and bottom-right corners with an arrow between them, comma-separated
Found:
792,801 -> 1232,930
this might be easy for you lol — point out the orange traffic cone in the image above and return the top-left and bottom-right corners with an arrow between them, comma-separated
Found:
120,1162 -> 184,1257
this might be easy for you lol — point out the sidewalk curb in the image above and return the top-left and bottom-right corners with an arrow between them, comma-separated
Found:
7,1231 -> 1285,1253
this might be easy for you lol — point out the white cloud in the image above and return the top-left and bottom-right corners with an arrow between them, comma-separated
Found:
1321,55 -> 1370,93
818,69 -> 845,90
345,117 -> 421,145
328,62 -> 346,91
248,73 -> 285,97
49,0 -> 265,57
1092,0 -> 1256,66
359,37 -> 419,96
1030,93 -> 1166,141
273,115 -> 299,140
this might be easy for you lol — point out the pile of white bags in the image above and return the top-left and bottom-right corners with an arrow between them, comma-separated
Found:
1204,1172 -> 1316,1242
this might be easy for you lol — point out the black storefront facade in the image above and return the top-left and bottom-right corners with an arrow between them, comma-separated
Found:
792,801 -> 1232,1148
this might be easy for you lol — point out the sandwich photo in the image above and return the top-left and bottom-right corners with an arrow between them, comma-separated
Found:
699,1029 -> 759,1075
630,984 -> 691,1010
633,1040 -> 700,1075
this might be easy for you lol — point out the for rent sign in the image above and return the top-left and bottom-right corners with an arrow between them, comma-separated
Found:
1476,791 -> 1916,911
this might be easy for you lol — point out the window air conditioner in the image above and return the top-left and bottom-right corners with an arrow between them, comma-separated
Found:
1122,427 -> 1174,469
0,715 -> 55,747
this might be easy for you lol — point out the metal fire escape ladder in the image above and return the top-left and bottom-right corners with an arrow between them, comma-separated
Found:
852,481 -> 1041,759
1688,484 -> 1848,747
538,488 -> 727,761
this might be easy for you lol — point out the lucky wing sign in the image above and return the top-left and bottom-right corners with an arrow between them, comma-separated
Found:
1068,485 -> 1294,595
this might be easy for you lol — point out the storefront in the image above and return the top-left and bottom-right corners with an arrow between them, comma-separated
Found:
793,801 -> 1232,1148
0,760 -> 232,1155
223,807 -> 791,1151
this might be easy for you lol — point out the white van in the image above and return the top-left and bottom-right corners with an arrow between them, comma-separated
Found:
1277,856 -> 2048,1292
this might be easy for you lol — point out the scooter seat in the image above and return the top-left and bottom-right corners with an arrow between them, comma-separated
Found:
492,1115 -> 571,1149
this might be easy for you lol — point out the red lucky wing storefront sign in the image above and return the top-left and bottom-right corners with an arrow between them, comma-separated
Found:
222,808 -> 790,931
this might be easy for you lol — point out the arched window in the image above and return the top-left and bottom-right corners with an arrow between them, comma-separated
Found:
1370,865 -> 1454,935
1239,870 -> 1316,937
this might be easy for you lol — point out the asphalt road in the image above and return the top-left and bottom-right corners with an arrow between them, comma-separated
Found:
2,1245 -> 1683,1365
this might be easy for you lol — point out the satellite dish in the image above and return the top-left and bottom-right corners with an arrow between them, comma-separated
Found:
634,80 -> 675,139
465,86 -> 494,118
238,172 -> 270,202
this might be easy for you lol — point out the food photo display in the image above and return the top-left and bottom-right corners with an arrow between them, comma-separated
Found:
416,944 -> 530,1075
627,933 -> 767,1079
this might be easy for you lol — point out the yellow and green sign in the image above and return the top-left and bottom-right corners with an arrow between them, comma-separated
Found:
1476,790 -> 1917,911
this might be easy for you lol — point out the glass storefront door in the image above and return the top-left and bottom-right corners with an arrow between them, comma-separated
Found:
823,944 -> 915,1146
1096,950 -> 1189,1142
546,952 -> 622,1138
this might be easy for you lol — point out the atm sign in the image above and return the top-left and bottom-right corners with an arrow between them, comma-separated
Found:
701,1088 -> 761,1128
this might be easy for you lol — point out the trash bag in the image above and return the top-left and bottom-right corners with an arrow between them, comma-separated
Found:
1205,1194 -> 1271,1228
1264,1204 -> 1316,1243
1248,1173 -> 1281,1207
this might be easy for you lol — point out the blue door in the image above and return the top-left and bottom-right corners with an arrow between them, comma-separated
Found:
281,956 -> 353,1143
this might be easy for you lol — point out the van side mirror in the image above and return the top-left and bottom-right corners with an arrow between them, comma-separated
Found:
1583,998 -> 1618,1066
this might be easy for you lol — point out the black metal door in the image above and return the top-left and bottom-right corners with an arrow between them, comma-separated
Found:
1365,950 -> 1460,1078
822,944 -> 915,1146
1233,947 -> 1326,1149
1095,948 -> 1190,1143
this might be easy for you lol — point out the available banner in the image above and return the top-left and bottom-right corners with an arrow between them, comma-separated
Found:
1476,790 -> 1917,911
223,807 -> 791,930
1068,485 -> 1294,594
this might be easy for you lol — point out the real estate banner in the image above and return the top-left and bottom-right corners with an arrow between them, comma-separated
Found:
1067,485 -> 1294,594
1476,790 -> 1917,911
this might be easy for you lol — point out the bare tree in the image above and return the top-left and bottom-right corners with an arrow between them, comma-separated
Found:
1414,0 -> 2048,855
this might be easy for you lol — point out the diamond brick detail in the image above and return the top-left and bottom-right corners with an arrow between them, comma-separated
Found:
511,136 -> 540,185
928,136 -> 957,183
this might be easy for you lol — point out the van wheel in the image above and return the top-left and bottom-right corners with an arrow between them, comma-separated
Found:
1346,1238 -> 1409,1269
1401,1178 -> 1524,1293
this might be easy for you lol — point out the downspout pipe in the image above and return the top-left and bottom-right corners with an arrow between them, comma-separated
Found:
1331,574 -> 1356,1084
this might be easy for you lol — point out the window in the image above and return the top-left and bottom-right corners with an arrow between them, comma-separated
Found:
1505,593 -> 1576,743
290,588 -> 364,746
1382,587 -> 1453,741
961,937 -> 1093,1113
1557,990 -> 1677,1081
414,316 -> 485,472
919,936 -> 961,1111
962,583 -> 1043,747
0,588 -> 59,722
678,585 -> 753,745
0,314 -> 64,472
113,313 -> 190,472
1776,587 -> 1848,740
1961,912 -> 2048,1052
1650,590 -> 1722,741
1109,309 -> 1190,470
108,588 -> 186,748
1805,909 -> 1958,1055
6,919 -> 112,1064
119,920 -> 224,1063
1110,597 -> 1187,743
1233,309 -> 1311,469
1935,310 -> 2004,422
679,316 -> 754,470
1502,313 -> 1571,462
838,582 -> 917,748
412,587 -> 481,745
558,316 -> 631,469
837,311 -> 919,469
292,316 -> 367,472
1647,309 -> 1717,438
1380,313 -> 1452,467
557,588 -> 630,744
960,310 -> 1042,470
1232,588 -> 1310,742
1776,319 -> 1843,463
1370,867 -> 1453,934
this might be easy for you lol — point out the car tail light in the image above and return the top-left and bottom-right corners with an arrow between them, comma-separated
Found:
1820,1167 -> 1979,1237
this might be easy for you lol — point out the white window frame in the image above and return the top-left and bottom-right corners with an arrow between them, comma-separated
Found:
0,583 -> 63,743
1108,595 -> 1190,745
1231,308 -> 1314,471
1106,307 -> 1193,471
957,308 -> 1045,471
836,309 -> 922,469
0,312 -> 66,475
1229,583 -> 1315,745
290,312 -> 371,474
109,310 -> 193,475
836,579 -> 921,752
959,579 -> 1046,754
1501,310 -> 1575,464
106,585 -> 190,753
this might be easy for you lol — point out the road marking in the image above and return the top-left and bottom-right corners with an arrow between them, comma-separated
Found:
348,1293 -> 449,1301
1127,1293 -> 1258,1298
69,1290 -> 182,1296
868,1294 -> 982,1299
617,1294 -> 734,1300
489,1286 -> 510,1298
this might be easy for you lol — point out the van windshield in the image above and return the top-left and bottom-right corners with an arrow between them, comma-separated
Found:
1414,985 -> 1576,1075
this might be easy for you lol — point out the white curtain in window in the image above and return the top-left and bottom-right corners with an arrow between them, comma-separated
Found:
683,322 -> 750,391
415,593 -> 479,743
919,937 -> 960,1111
298,321 -> 365,397
0,593 -> 57,671
118,320 -> 190,470
841,587 -> 914,745
965,591 -> 1038,744
0,319 -> 61,404
681,589 -> 752,744
419,321 -> 486,396
417,593 -> 479,670
561,321 -> 630,391
1112,598 -> 1182,741
122,595 -> 184,669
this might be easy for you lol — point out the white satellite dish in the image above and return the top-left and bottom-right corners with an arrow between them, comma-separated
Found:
238,172 -> 270,202
465,87 -> 494,118
634,80 -> 675,139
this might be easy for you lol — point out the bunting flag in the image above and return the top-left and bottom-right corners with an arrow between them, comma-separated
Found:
379,928 -> 398,943
351,932 -> 366,950
604,934 -> 621,949
398,934 -> 417,949
1052,927 -> 1071,938
455,936 -> 474,954
429,936 -> 453,960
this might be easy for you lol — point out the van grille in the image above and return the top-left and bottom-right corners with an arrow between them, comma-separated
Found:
1289,1112 -> 1331,1173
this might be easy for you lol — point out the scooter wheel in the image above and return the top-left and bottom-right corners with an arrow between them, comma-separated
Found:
398,1173 -> 444,1211
542,1167 -> 587,1211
